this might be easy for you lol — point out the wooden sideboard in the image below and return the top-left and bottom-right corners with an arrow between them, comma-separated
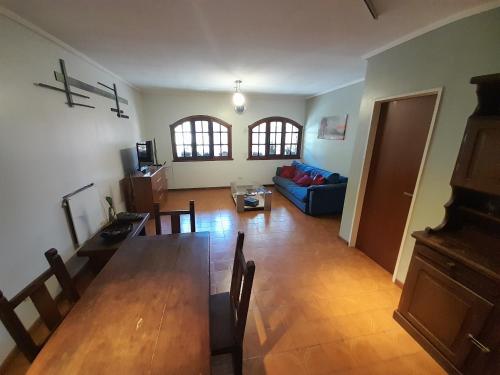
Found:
77,213 -> 149,273
122,165 -> 168,215
394,74 -> 500,375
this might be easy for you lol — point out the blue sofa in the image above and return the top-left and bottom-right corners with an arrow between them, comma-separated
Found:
272,161 -> 348,215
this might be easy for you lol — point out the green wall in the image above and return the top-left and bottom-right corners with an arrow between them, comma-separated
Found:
340,7 -> 500,282
304,81 -> 364,184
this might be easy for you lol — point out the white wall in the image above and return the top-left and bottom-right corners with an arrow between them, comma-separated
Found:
340,7 -> 500,283
142,90 -> 306,189
0,13 -> 144,362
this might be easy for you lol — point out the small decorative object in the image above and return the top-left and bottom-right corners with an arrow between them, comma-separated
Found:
105,196 -> 117,222
34,58 -> 130,113
244,196 -> 259,207
232,80 -> 246,114
35,59 -> 95,109
100,222 -> 132,242
318,114 -> 348,140
363,0 -> 378,19
98,82 -> 129,118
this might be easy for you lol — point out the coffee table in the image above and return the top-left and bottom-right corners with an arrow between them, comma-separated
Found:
230,182 -> 272,212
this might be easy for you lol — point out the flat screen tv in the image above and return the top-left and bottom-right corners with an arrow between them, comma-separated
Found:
120,147 -> 139,175
136,140 -> 155,166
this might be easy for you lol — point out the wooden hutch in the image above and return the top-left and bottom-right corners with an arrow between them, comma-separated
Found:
394,74 -> 500,374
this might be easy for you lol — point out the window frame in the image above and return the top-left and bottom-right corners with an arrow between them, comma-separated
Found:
169,115 -> 233,162
247,117 -> 303,160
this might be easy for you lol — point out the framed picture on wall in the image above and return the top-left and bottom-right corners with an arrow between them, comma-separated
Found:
318,114 -> 348,140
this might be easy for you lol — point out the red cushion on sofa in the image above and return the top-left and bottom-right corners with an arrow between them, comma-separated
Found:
297,174 -> 313,187
280,166 -> 296,179
311,175 -> 326,185
292,171 -> 306,183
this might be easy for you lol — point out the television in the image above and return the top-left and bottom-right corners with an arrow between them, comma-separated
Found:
136,140 -> 156,168
120,147 -> 139,175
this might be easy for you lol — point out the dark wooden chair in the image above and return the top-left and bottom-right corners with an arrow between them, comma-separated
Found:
153,200 -> 196,235
0,249 -> 80,362
210,232 -> 255,375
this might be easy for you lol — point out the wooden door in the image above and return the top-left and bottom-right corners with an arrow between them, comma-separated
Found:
356,94 -> 437,272
398,255 -> 493,369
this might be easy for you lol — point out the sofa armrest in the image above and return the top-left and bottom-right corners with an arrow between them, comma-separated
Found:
307,183 -> 347,215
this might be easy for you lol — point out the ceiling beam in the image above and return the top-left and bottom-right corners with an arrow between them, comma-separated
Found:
363,0 -> 378,20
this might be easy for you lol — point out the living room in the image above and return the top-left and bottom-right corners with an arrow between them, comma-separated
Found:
1,1 -> 499,374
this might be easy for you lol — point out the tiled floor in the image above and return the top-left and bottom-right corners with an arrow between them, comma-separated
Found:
159,188 -> 445,375
2,187 -> 445,375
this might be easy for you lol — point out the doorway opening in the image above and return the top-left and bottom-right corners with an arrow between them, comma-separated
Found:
349,88 -> 442,279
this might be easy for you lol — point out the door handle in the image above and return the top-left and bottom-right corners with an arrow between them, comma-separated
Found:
468,334 -> 491,353
403,192 -> 413,197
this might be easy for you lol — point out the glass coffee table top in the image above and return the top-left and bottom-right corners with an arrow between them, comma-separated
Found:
230,182 -> 272,212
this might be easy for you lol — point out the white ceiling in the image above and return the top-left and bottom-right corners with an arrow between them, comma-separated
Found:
1,0 -> 497,95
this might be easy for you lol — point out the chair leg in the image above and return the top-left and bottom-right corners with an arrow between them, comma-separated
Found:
232,346 -> 243,375
153,203 -> 161,235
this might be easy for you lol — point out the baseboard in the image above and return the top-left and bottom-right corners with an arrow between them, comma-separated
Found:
168,186 -> 229,191
0,260 -> 92,371
395,279 -> 404,289
169,184 -> 274,191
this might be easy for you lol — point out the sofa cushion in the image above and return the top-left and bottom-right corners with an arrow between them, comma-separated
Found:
273,175 -> 297,189
292,171 -> 307,183
287,185 -> 309,202
297,174 -> 313,187
311,175 -> 325,185
279,165 -> 296,178
273,176 -> 309,202
292,161 -> 340,184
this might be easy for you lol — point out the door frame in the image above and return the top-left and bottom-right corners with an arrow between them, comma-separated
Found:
348,88 -> 443,281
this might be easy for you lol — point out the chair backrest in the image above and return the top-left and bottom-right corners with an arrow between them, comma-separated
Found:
0,249 -> 79,362
153,200 -> 196,235
229,232 -> 255,345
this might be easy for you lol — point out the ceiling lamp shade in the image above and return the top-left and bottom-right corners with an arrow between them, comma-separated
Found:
232,80 -> 246,114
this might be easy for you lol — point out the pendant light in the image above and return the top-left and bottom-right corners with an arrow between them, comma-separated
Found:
232,80 -> 246,114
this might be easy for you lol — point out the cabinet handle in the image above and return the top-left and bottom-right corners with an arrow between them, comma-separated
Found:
403,192 -> 413,197
468,334 -> 491,353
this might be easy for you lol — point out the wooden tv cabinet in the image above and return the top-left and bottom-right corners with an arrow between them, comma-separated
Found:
122,165 -> 168,215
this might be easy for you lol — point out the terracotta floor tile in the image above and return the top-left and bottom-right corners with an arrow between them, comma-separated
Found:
310,319 -> 344,344
400,351 -> 447,374
243,356 -> 265,375
287,319 -> 323,348
300,345 -> 336,375
261,350 -> 307,375
320,341 -> 356,373
266,330 -> 297,354
3,188 -> 446,375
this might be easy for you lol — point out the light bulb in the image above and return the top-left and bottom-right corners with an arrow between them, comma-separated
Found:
232,92 -> 245,107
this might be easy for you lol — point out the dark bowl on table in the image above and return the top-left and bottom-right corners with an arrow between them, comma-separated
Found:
100,222 -> 133,243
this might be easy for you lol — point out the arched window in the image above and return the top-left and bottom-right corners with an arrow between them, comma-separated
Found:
248,117 -> 303,160
170,115 -> 232,161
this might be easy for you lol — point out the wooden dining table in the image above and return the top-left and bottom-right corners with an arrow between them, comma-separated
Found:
27,232 -> 211,375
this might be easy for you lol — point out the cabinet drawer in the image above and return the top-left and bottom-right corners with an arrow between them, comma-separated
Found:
414,244 -> 499,300
398,255 -> 493,369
